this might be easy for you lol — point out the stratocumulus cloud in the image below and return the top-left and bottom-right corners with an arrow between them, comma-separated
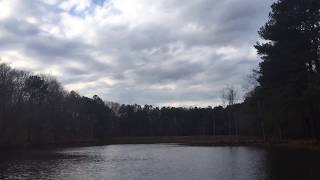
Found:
0,0 -> 274,106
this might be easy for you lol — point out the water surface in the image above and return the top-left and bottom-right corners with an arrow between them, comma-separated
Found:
0,144 -> 319,180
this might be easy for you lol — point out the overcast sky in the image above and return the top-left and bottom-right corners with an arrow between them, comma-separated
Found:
0,0 -> 274,107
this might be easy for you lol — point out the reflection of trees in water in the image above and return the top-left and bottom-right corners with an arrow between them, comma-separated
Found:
265,148 -> 320,180
0,148 -> 100,179
2,146 -> 319,180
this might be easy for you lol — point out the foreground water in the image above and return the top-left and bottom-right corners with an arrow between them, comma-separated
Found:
0,144 -> 320,180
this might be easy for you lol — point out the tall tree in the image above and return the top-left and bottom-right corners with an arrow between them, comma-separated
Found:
255,0 -> 320,138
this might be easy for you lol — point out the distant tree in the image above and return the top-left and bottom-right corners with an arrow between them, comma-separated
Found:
221,86 -> 239,136
0,63 -> 15,140
222,86 -> 238,106
24,76 -> 49,105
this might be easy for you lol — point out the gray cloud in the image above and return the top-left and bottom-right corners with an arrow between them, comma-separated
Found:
0,0 -> 275,106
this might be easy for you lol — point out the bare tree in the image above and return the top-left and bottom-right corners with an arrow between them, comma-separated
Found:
222,86 -> 239,136
222,86 -> 238,106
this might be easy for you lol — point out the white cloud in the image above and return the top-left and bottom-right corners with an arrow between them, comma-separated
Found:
0,0 -> 16,20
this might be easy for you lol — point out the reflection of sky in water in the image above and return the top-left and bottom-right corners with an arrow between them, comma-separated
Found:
0,145 -> 320,180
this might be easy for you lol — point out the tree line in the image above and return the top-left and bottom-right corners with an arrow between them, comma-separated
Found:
0,62 -> 261,147
0,0 -> 319,147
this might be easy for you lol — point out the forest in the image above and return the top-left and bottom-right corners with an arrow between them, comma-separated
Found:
0,0 -> 319,147
0,64 -> 258,146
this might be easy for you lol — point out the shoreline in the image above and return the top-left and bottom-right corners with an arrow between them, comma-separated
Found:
1,136 -> 320,151
109,136 -> 320,151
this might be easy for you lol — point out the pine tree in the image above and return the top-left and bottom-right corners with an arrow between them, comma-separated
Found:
255,0 -> 320,138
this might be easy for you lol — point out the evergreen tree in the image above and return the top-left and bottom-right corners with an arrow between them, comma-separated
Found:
255,0 -> 320,138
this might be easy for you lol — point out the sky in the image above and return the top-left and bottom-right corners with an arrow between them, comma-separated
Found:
0,0 -> 274,107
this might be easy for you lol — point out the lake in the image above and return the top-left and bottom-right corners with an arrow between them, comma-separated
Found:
0,144 -> 320,180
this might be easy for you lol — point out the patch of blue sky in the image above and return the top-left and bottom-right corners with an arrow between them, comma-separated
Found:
68,0 -> 108,18
92,0 -> 107,6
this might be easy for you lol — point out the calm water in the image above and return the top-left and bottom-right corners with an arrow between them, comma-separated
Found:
0,144 -> 320,180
